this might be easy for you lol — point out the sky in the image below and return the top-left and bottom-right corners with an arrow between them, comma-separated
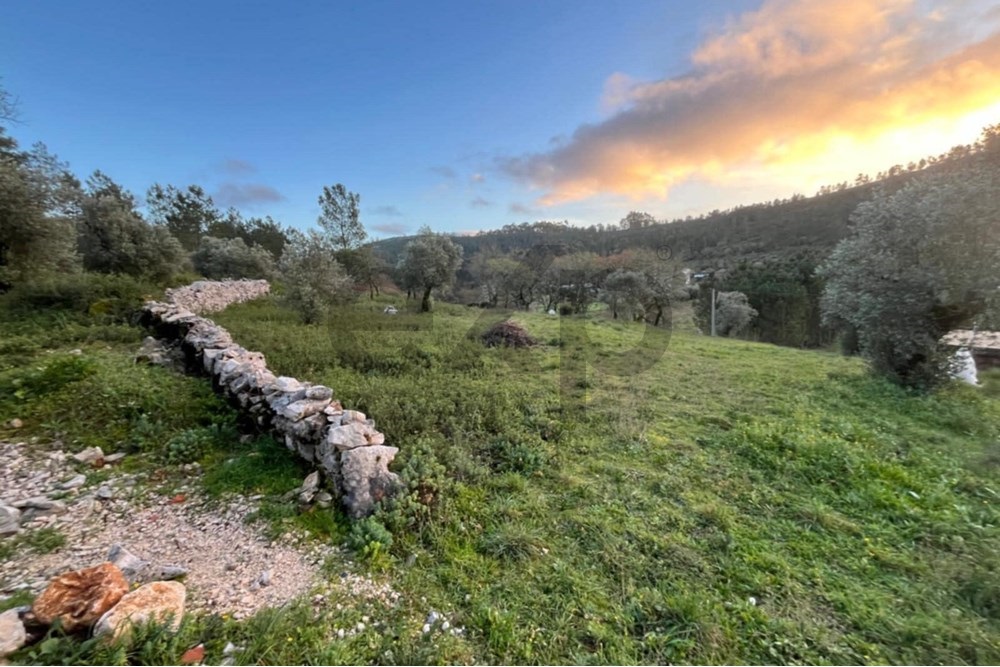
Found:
3,0 -> 1000,238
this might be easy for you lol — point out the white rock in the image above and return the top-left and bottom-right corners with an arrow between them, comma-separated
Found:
72,446 -> 104,464
0,503 -> 21,536
0,608 -> 27,658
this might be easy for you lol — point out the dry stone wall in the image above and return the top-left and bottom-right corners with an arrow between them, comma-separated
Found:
164,279 -> 271,313
139,280 -> 399,518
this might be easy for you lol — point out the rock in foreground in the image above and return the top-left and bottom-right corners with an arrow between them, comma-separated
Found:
31,562 -> 129,633
94,581 -> 186,640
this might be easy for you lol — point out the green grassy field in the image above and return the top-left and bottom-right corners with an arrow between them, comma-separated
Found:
2,292 -> 999,664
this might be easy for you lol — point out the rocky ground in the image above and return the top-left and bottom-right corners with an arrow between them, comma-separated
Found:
0,440 -> 399,622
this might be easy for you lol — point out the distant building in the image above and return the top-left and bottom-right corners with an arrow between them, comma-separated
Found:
942,330 -> 1000,370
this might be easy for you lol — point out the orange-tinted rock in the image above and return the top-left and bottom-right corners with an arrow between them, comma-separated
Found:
180,643 -> 205,664
94,581 -> 186,640
32,562 -> 128,633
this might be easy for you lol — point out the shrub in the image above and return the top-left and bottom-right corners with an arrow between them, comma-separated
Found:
191,235 -> 274,280
279,230 -> 355,323
819,161 -> 1000,389
78,196 -> 186,280
377,437 -> 449,533
0,355 -> 96,404
347,516 -> 393,560
1,273 -> 153,323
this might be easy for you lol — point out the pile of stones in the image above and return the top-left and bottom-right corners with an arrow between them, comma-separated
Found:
138,281 -> 400,518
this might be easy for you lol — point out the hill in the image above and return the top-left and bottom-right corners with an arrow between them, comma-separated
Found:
373,125 -> 999,272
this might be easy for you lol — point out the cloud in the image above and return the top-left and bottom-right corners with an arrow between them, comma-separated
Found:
429,165 -> 457,179
508,202 -> 535,216
213,183 -> 285,208
371,205 -> 402,217
470,196 -> 492,208
500,0 -> 1000,204
372,222 -> 410,235
218,158 -> 257,175
470,172 -> 486,184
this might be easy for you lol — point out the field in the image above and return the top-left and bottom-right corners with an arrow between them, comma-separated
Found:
2,290 -> 999,664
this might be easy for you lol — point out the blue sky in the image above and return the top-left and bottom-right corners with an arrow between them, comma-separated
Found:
3,1 -> 999,237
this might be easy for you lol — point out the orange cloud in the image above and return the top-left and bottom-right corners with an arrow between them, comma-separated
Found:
501,0 -> 1000,205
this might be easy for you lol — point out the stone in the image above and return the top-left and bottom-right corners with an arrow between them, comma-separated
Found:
274,376 -> 302,393
305,385 -> 333,401
280,399 -> 330,422
180,643 -> 205,664
8,418 -> 23,429
340,410 -> 366,424
12,497 -> 66,516
32,562 -> 129,633
326,422 -> 366,451
103,452 -> 127,465
94,581 -> 186,640
314,491 -> 333,509
72,447 -> 104,465
107,544 -> 150,583
296,471 -> 321,503
339,445 -> 402,518
257,570 -> 271,587
60,474 -> 86,490
0,503 -> 21,536
96,485 -> 114,500
0,609 -> 26,658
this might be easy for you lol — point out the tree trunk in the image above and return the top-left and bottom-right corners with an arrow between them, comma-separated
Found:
421,285 -> 433,312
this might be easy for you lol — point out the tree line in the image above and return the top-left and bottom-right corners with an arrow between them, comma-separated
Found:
0,82 -> 469,322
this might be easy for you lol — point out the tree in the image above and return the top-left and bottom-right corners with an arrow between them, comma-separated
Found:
397,227 -> 463,312
0,140 -> 80,288
619,210 -> 656,230
279,229 -> 355,323
714,291 -> 758,336
77,171 -> 185,279
192,236 -> 274,280
318,184 -> 365,251
146,183 -> 220,251
601,270 -> 649,320
819,162 -> 1000,389
542,252 -> 602,314
204,209 -> 288,261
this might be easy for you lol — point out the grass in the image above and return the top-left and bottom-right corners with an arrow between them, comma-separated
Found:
2,289 -> 999,664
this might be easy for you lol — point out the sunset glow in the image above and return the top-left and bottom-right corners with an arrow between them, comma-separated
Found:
503,0 -> 1000,208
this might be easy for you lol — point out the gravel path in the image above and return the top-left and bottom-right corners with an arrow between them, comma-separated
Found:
0,440 -> 398,620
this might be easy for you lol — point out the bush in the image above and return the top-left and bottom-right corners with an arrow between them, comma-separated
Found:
0,355 -> 97,404
191,235 -> 274,280
819,162 -> 1000,389
163,424 -> 236,464
78,195 -> 186,280
347,516 -> 393,560
279,230 -> 355,323
1,273 -> 154,323
377,437 -> 450,534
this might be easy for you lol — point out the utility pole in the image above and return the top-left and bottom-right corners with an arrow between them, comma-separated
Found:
710,288 -> 716,337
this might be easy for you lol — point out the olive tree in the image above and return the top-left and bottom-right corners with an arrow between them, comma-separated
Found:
819,163 -> 1000,389
601,269 -> 649,320
396,227 -> 463,312
278,229 -> 354,323
0,140 -> 80,288
714,291 -> 758,336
